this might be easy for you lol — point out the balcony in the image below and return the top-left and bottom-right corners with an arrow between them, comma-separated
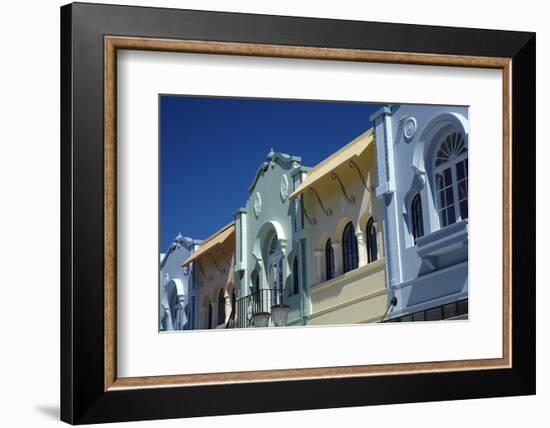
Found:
227,288 -> 287,328
415,220 -> 468,271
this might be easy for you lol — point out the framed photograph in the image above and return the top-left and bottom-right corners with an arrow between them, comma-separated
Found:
60,2 -> 535,424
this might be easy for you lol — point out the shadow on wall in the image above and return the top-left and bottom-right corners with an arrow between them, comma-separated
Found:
35,405 -> 59,420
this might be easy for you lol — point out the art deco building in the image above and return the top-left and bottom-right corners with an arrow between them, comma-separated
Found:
289,129 -> 388,325
371,104 -> 469,321
181,222 -> 236,329
167,104 -> 469,329
229,135 -> 389,328
159,234 -> 201,331
233,150 -> 310,327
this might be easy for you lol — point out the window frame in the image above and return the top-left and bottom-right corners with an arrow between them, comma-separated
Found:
411,193 -> 424,241
432,131 -> 468,229
292,256 -> 300,295
366,217 -> 378,263
217,289 -> 225,326
325,238 -> 335,281
342,222 -> 359,273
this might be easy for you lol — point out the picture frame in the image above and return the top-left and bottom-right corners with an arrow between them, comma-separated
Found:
60,2 -> 535,424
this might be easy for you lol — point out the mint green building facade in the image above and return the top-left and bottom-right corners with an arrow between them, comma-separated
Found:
233,150 -> 311,326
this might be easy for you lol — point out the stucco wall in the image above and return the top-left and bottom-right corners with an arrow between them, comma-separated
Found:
195,233 -> 236,329
372,104 -> 469,318
301,131 -> 389,324
159,236 -> 199,330
309,259 -> 387,325
236,150 -> 308,325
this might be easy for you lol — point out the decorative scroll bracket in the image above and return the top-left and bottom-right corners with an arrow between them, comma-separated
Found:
307,187 -> 333,217
331,172 -> 355,203
349,159 -> 375,193
297,196 -> 316,225
197,261 -> 212,282
217,246 -> 231,270
206,252 -> 225,274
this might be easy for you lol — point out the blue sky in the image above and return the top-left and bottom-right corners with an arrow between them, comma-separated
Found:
160,95 -> 383,250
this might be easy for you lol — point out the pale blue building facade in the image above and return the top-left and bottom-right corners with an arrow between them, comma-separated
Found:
160,234 -> 201,330
371,104 -> 469,321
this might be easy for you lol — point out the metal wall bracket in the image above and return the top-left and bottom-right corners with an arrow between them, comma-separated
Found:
298,196 -> 317,225
197,261 -> 213,281
206,252 -> 225,274
331,172 -> 355,203
217,246 -> 232,270
349,159 -> 375,193
308,187 -> 333,217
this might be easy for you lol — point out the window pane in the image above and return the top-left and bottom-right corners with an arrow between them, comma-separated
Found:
458,180 -> 467,199
326,239 -> 335,280
439,209 -> 448,227
367,218 -> 378,262
438,190 -> 446,208
445,187 -> 454,204
443,303 -> 458,319
426,307 -> 443,321
457,299 -> 469,315
460,200 -> 468,219
436,173 -> 443,190
456,161 -> 465,180
412,195 -> 424,240
342,222 -> 358,272
412,311 -> 425,321
446,206 -> 456,224
444,168 -> 452,186
433,131 -> 467,230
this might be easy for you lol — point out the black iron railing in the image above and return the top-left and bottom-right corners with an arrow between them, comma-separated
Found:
226,288 -> 284,328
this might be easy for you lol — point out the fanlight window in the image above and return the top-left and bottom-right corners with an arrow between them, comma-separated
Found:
325,238 -> 335,281
342,222 -> 359,273
435,131 -> 467,167
433,130 -> 468,228
268,234 -> 279,255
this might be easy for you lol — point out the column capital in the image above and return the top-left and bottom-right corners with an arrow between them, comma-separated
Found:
369,106 -> 392,122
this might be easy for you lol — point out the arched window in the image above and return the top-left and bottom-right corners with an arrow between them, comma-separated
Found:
366,217 -> 378,263
267,234 -> 283,292
325,239 -> 335,280
251,272 -> 260,313
342,222 -> 359,273
207,302 -> 212,329
252,271 -> 259,293
218,289 -> 225,325
292,256 -> 300,295
411,194 -> 424,241
434,130 -> 468,228
184,305 -> 190,330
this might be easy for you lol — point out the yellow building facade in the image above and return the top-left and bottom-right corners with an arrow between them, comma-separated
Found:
182,222 -> 236,329
290,129 -> 388,325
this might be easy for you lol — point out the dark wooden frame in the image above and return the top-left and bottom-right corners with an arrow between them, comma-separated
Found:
61,2 -> 535,424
